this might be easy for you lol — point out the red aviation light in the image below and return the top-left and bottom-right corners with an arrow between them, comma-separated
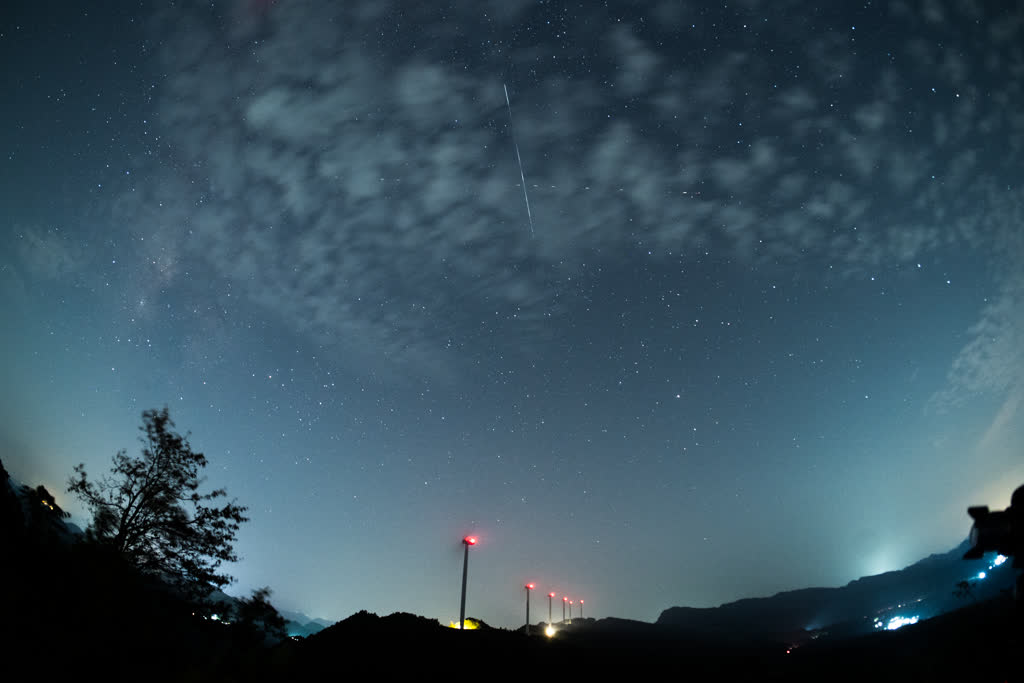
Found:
548,592 -> 556,598
464,536 -> 478,545
526,583 -> 535,590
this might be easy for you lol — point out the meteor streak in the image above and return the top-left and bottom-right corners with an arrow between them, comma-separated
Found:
503,83 -> 534,236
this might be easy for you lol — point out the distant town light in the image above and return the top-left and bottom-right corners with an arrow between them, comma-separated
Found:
885,615 -> 918,630
977,571 -> 986,580
993,554 -> 1008,566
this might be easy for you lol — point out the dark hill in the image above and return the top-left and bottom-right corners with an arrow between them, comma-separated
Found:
657,540 -> 1012,639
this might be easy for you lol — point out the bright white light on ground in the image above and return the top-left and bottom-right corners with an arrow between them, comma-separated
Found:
993,555 -> 1007,566
545,625 -> 556,637
885,615 -> 918,631
977,571 -> 986,579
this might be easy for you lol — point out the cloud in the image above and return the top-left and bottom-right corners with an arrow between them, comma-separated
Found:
112,1 -> 1024,376
943,268 -> 1024,399
609,24 -> 661,96
932,192 -> 1024,410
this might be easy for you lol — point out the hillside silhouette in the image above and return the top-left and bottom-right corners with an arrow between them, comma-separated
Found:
3,459 -> 288,682
658,539 -> 1013,639
5,459 -> 1021,681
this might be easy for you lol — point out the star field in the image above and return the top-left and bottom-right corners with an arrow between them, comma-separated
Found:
2,0 -> 1022,628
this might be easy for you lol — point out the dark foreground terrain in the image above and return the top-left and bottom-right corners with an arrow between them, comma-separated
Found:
293,603 -> 1023,682
11,542 -> 1022,683
6,468 -> 1021,681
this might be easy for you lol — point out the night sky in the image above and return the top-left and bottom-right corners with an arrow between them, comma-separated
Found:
2,0 -> 1022,629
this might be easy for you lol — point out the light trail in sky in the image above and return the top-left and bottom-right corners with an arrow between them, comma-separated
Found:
503,83 -> 534,237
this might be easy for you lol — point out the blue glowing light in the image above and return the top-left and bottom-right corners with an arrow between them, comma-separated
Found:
885,615 -> 919,630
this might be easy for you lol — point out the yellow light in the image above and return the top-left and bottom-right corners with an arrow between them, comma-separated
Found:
448,618 -> 479,630
545,625 -> 556,637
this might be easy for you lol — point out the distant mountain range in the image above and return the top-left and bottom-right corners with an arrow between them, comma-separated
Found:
656,539 -> 1014,642
205,589 -> 334,637
277,609 -> 334,637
